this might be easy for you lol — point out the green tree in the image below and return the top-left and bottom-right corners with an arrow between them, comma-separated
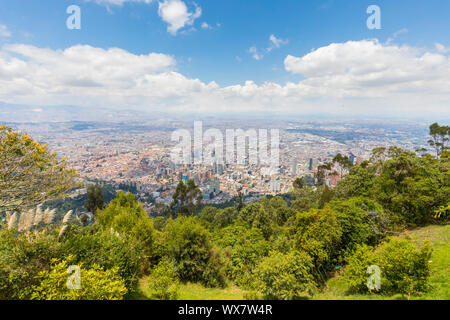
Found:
372,147 -> 447,225
234,191 -> 244,212
344,244 -> 377,293
0,226 -> 63,299
332,153 -> 353,177
213,223 -> 270,288
61,225 -> 143,292
163,216 -> 224,287
0,126 -> 78,213
327,197 -> 387,253
97,192 -> 154,250
293,177 -> 305,190
170,180 -> 202,217
428,122 -> 449,158
291,187 -> 320,213
345,238 -> 433,297
84,184 -> 105,214
334,165 -> 375,198
294,208 -> 342,268
318,185 -> 334,209
238,202 -> 274,239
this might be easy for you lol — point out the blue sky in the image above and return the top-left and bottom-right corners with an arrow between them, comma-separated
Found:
0,0 -> 449,116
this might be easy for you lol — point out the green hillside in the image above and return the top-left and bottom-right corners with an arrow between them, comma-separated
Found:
315,224 -> 449,300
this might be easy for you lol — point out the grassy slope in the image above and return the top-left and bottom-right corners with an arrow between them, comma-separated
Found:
315,224 -> 449,300
135,224 -> 449,300
136,278 -> 246,300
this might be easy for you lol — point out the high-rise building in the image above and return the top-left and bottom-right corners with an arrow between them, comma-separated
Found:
291,161 -> 297,176
309,158 -> 313,171
349,152 -> 355,165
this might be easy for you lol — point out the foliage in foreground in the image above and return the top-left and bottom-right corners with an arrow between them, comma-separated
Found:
253,251 -> 317,300
31,255 -> 127,300
345,238 -> 433,297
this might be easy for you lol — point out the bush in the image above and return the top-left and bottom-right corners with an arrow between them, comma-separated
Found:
61,225 -> 142,293
345,238 -> 433,296
254,251 -> 317,300
344,244 -> 377,293
163,216 -> 224,287
31,255 -> 127,300
294,208 -> 342,268
96,192 -> 155,264
214,223 -> 270,288
327,197 -> 388,254
149,260 -> 179,300
238,203 -> 274,239
0,227 -> 63,299
377,238 -> 432,296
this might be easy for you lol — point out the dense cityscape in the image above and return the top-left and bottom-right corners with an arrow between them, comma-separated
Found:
6,114 -> 431,214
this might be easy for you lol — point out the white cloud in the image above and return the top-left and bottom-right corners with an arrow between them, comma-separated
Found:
201,22 -> 211,29
386,28 -> 408,45
0,40 -> 449,115
0,25 -> 11,38
158,0 -> 201,35
249,35 -> 289,60
248,46 -> 263,61
435,42 -> 449,54
267,34 -> 288,52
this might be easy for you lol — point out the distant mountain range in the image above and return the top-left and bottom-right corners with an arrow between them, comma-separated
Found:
0,101 -> 172,123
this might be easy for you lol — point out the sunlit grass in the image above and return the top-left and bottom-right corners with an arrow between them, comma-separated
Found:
315,224 -> 449,300
136,277 -> 246,300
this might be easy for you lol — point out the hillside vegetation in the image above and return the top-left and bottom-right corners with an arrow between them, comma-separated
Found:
0,123 -> 449,300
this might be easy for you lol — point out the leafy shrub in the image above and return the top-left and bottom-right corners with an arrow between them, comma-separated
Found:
238,203 -> 274,239
327,197 -> 388,254
61,225 -> 142,293
344,244 -> 377,293
31,255 -> 127,300
0,227 -> 63,299
345,238 -> 433,296
163,216 -> 224,287
372,148 -> 448,226
377,238 -> 432,296
214,223 -> 270,288
294,208 -> 342,267
96,191 -> 155,263
291,187 -> 320,213
254,251 -> 317,300
260,196 -> 295,226
149,260 -> 179,300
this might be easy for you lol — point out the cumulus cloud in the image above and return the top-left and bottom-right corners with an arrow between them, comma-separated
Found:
0,40 -> 449,115
284,39 -> 450,98
435,42 -> 449,54
158,0 -> 201,35
0,25 -> 11,38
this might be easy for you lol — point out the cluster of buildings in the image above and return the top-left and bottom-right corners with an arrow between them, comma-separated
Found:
13,119 -> 429,213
